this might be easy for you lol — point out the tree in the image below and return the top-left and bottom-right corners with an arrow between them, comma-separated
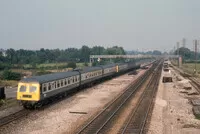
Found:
146,51 -> 153,55
175,47 -> 191,60
80,45 -> 91,62
2,70 -> 21,80
6,48 -> 15,64
105,46 -> 126,63
91,46 -> 106,55
105,46 -> 125,55
64,48 -> 80,61
152,50 -> 162,55
0,51 -> 5,63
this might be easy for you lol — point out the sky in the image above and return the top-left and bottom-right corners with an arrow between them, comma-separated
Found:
0,0 -> 200,52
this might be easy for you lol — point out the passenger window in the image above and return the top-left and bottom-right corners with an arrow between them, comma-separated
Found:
57,81 -> 60,88
65,79 -> 67,85
68,79 -> 70,84
61,80 -> 63,86
54,82 -> 56,88
30,86 -> 37,92
20,85 -> 26,92
48,83 -> 51,90
43,85 -> 47,92
63,80 -> 65,85
51,82 -> 56,89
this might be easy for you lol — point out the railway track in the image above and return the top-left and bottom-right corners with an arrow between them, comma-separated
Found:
120,62 -> 162,134
76,61 -> 162,134
172,66 -> 200,94
0,91 -> 75,128
0,65 -> 146,129
0,109 -> 31,127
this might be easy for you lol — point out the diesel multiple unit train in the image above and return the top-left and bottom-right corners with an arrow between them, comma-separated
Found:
17,61 -> 147,109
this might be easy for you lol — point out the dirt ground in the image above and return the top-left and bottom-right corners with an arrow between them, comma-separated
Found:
0,69 -> 147,134
148,67 -> 200,134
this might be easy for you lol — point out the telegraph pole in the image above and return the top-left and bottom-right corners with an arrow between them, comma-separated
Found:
177,42 -> 180,56
182,38 -> 186,63
194,40 -> 198,74
177,42 -> 180,66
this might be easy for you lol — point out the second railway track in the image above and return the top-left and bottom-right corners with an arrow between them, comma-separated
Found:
0,109 -> 31,127
120,62 -> 162,134
77,60 -> 162,134
172,65 -> 200,94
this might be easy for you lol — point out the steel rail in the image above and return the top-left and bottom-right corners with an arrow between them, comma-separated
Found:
0,109 -> 30,127
172,66 -> 200,94
121,62 -> 162,134
139,64 -> 162,134
76,62 -> 158,134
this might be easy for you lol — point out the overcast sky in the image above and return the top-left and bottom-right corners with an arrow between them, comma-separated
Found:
0,0 -> 200,52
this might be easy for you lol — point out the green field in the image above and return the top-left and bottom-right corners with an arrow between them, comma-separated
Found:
23,62 -> 68,68
23,62 -> 87,69
171,60 -> 200,77
181,63 -> 200,75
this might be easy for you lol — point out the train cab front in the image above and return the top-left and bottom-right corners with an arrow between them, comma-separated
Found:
17,82 -> 40,108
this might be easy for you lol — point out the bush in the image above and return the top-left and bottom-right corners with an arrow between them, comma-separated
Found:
84,62 -> 89,67
0,63 -> 11,70
2,70 -> 21,80
92,62 -> 97,66
67,62 -> 76,69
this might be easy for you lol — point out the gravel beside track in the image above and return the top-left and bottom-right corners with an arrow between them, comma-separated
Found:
76,61 -> 161,134
0,69 -> 147,134
172,66 -> 200,94
148,65 -> 200,134
120,62 -> 162,134
0,109 -> 30,127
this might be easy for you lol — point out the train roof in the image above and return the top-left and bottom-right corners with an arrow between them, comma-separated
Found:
116,62 -> 128,65
100,64 -> 116,68
20,71 -> 79,83
79,66 -> 102,73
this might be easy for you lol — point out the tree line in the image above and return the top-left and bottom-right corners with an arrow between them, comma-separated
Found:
0,46 -> 126,69
174,47 -> 200,62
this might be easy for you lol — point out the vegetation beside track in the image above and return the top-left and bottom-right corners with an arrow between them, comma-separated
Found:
0,80 -> 18,87
0,99 -> 18,110
171,60 -> 200,77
